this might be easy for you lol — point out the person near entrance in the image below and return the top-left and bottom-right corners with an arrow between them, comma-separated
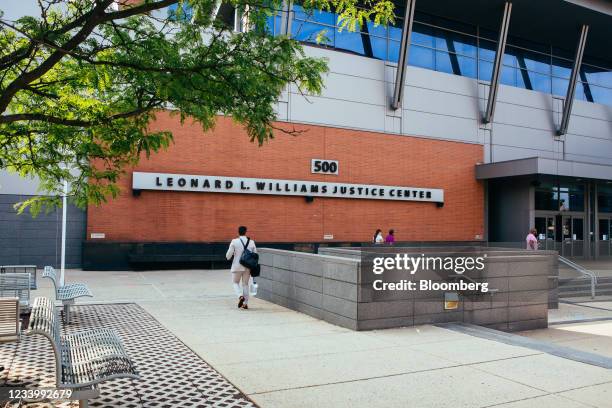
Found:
226,226 -> 257,309
526,228 -> 538,250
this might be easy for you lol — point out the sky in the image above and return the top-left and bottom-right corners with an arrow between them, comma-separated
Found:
1,0 -> 40,20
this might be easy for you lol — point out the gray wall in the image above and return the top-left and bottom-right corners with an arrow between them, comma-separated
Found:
278,46 -> 612,167
488,177 -> 533,243
258,248 -> 557,332
0,194 -> 86,268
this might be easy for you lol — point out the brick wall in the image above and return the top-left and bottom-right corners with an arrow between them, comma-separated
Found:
87,112 -> 484,243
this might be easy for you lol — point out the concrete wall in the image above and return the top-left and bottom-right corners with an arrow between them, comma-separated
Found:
282,46 -> 612,167
258,247 -> 558,331
0,194 -> 86,268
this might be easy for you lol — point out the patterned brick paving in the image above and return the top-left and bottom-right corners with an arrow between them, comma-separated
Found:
0,304 -> 256,407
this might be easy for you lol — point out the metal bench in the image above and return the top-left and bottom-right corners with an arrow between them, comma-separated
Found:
0,297 -> 20,342
43,266 -> 93,324
0,273 -> 31,309
27,297 -> 139,408
0,265 -> 37,289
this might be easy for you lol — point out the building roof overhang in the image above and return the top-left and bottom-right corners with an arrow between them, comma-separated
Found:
475,157 -> 612,181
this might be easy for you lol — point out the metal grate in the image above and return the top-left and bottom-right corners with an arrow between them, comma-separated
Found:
1,303 -> 256,407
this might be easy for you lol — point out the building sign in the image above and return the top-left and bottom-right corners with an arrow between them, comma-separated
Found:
311,159 -> 339,175
132,172 -> 444,203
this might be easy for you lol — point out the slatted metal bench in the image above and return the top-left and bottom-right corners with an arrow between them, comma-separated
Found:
0,264 -> 37,289
27,297 -> 139,408
0,273 -> 31,310
43,266 -> 93,324
0,297 -> 20,342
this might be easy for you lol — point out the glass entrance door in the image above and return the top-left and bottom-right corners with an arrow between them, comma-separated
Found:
552,215 -> 584,257
600,218 -> 612,257
535,216 -> 555,250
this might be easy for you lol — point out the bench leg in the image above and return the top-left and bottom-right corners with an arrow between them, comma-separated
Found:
63,303 -> 71,324
79,399 -> 89,408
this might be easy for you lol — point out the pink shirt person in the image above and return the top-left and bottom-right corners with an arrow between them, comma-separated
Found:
526,229 -> 538,250
385,229 -> 395,244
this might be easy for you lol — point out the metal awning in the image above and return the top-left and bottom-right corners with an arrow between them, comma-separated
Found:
475,157 -> 612,180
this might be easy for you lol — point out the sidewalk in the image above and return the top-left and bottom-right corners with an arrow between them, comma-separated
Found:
32,269 -> 612,408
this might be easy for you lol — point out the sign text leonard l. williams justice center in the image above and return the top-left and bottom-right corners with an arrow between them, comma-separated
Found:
132,172 -> 444,203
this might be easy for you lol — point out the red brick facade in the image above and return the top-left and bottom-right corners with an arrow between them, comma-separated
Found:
87,112 -> 484,243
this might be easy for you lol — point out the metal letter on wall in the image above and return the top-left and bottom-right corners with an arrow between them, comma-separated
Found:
558,25 -> 589,136
483,2 -> 512,124
391,0 -> 416,110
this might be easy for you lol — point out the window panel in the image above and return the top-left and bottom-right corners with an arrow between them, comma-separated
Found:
408,45 -> 434,69
528,71 -> 552,94
389,40 -> 400,63
500,65 -> 517,87
389,19 -> 403,41
434,30 -> 477,58
435,51 -> 455,75
552,77 -> 569,97
293,5 -> 335,25
515,48 -> 551,75
479,39 -> 497,62
334,29 -> 365,56
575,81 -> 587,101
591,85 -> 612,106
366,21 -> 387,38
292,21 -> 332,45
458,56 -> 477,78
411,23 -> 435,47
582,66 -> 612,88
479,60 -> 493,82
552,58 -> 572,79
370,35 -> 387,60
598,189 -> 612,213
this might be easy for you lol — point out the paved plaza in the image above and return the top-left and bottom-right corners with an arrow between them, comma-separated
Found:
2,268 -> 612,408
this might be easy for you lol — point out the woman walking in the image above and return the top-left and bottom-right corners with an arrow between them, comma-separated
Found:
226,225 -> 257,309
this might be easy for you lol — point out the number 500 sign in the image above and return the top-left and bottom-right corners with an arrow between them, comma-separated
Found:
311,159 -> 339,175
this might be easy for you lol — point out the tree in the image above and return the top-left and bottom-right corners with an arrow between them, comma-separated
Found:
0,0 -> 395,214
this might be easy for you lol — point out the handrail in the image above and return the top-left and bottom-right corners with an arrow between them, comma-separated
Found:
558,256 -> 597,299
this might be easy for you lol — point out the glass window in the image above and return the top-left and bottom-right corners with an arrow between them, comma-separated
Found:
458,55 -> 477,79
479,60 -> 493,82
292,21 -> 332,44
411,23 -> 435,47
514,48 -> 551,75
408,45 -> 434,69
479,39 -> 497,62
573,218 -> 584,240
500,65 -> 517,87
559,184 -> 585,212
389,40 -> 400,63
598,185 -> 612,213
552,77 -> 569,97
366,21 -> 387,38
599,219 -> 610,240
293,5 -> 335,25
389,19 -> 403,41
369,36 -> 387,60
535,187 -> 558,211
591,85 -> 612,106
434,30 -> 477,58
552,58 -> 572,79
527,71 -> 552,94
335,29 -> 366,55
435,51 -> 455,75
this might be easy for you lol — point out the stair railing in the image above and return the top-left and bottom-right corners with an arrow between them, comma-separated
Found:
558,256 -> 597,299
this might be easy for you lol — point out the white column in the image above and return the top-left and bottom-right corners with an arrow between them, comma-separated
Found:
60,179 -> 67,286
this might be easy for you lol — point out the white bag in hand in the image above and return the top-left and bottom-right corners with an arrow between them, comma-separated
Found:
249,277 -> 258,296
